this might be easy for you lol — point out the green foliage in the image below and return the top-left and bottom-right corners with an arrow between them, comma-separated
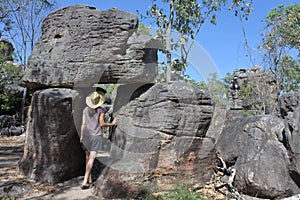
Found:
93,84 -> 119,96
146,185 -> 207,200
261,4 -> 300,93
0,42 -> 13,61
0,43 -> 23,112
198,73 -> 228,107
0,0 -> 56,65
240,83 -> 253,98
0,54 -> 23,113
164,185 -> 205,200
144,0 -> 253,39
139,0 -> 253,81
264,4 -> 300,51
223,72 -> 234,91
137,23 -> 151,35
277,56 -> 300,92
242,109 -> 253,116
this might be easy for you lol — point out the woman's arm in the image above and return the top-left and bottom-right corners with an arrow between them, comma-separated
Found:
99,112 -> 116,127
80,114 -> 86,143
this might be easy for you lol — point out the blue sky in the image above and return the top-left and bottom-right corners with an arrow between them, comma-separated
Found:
56,0 -> 299,81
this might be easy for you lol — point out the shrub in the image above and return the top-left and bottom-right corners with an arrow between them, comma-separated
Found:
0,61 -> 23,114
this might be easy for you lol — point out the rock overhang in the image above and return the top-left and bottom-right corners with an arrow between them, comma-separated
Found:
22,5 -> 158,89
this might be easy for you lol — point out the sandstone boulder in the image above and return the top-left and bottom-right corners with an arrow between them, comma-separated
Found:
93,81 -> 215,199
22,5 -> 158,89
279,92 -> 300,188
114,81 -> 214,138
112,82 -> 154,113
19,88 -> 85,184
215,115 -> 300,199
278,92 -> 300,117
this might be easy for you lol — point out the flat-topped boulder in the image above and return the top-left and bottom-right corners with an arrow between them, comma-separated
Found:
22,5 -> 158,89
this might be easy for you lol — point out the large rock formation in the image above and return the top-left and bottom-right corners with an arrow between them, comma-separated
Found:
279,92 -> 300,188
18,3 -> 300,199
228,67 -> 279,116
21,5 -> 158,89
93,81 -> 215,199
215,115 -> 300,199
114,81 -> 214,138
19,88 -> 85,184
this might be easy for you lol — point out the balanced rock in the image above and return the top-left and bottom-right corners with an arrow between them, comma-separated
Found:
22,5 -> 158,89
19,88 -> 85,184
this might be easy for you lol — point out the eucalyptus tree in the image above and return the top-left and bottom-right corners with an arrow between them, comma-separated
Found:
0,42 -> 23,114
140,0 -> 253,82
261,4 -> 300,92
198,72 -> 228,107
1,0 -> 56,66
0,0 -> 56,124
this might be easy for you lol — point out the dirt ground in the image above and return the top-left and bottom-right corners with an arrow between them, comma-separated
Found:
0,135 -> 233,200
0,135 -> 98,200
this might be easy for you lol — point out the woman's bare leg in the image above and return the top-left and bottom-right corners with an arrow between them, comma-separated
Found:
82,151 -> 96,187
85,151 -> 92,184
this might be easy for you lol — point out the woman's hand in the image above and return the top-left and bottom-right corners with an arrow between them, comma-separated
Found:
111,118 -> 117,126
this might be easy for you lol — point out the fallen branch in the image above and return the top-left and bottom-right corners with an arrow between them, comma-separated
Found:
214,151 -> 242,200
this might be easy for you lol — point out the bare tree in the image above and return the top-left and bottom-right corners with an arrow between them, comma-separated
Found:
1,0 -> 57,125
1,0 -> 57,66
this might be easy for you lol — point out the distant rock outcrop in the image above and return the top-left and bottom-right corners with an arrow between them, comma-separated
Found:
22,5 -> 158,89
228,67 -> 279,116
19,88 -> 85,184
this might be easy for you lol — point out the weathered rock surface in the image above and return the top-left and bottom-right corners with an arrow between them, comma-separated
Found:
278,92 -> 300,117
93,81 -> 215,199
215,115 -> 300,199
205,108 -> 226,144
0,115 -> 24,136
22,5 -> 158,89
228,67 -> 279,115
114,81 -> 214,138
112,82 -> 154,113
279,92 -> 300,188
19,88 -> 85,184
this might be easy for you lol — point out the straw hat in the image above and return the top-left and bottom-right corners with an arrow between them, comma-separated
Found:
85,91 -> 106,109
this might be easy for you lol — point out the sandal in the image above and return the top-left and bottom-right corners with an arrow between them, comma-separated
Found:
80,184 -> 90,190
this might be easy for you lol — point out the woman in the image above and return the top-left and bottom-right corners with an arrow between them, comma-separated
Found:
80,91 -> 116,189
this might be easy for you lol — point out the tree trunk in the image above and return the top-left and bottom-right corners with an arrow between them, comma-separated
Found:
21,87 -> 27,126
166,0 -> 174,82
180,34 -> 186,80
